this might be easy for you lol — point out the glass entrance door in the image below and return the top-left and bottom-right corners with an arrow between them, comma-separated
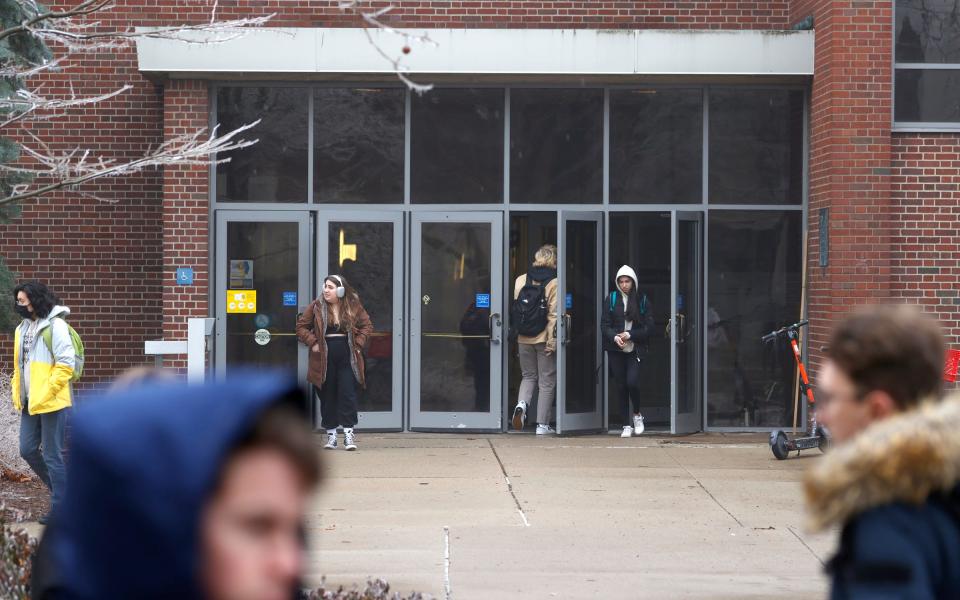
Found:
409,212 -> 504,430
215,211 -> 311,381
556,212 -> 604,434
317,212 -> 403,431
672,212 -> 704,433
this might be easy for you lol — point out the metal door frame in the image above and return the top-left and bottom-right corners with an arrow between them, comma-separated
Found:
556,211 -> 605,434
671,211 -> 704,433
214,210 -> 312,384
408,211 -> 505,430
316,210 -> 405,430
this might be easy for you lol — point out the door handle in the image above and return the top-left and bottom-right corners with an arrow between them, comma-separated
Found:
562,313 -> 573,345
489,312 -> 502,345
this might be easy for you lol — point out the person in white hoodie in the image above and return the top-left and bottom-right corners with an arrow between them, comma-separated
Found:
601,266 -> 654,437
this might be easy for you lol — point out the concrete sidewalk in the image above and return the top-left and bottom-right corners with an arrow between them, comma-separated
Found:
305,433 -> 834,599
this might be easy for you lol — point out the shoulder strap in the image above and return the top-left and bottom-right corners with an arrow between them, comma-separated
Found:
40,318 -> 58,355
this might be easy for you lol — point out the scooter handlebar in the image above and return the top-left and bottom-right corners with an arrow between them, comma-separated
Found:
761,319 -> 809,343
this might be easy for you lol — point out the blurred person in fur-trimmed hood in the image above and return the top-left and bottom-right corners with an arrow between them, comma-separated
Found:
805,305 -> 960,599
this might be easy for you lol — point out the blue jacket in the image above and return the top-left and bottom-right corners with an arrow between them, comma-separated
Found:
34,374 -> 307,600
805,395 -> 960,599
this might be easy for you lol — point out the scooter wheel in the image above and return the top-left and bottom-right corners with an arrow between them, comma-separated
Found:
816,426 -> 830,454
770,430 -> 790,460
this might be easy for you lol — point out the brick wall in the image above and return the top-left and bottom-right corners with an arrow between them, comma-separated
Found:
790,0 -> 895,376
891,133 -> 960,359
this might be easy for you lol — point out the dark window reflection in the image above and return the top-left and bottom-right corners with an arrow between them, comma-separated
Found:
707,211 -> 803,428
510,89 -> 603,204
225,222 -> 300,372
420,222 -> 492,412
610,89 -> 703,203
709,89 -> 804,205
314,88 -> 405,203
328,222 -> 394,413
412,88 -> 504,203
895,69 -> 960,122
896,0 -> 960,63
216,88 -> 308,203
564,219 -> 600,414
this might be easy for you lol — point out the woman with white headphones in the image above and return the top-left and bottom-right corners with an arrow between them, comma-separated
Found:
296,274 -> 374,450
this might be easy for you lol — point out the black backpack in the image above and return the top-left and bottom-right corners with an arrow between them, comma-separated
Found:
510,275 -> 555,340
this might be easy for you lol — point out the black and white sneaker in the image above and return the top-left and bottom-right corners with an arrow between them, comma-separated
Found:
512,401 -> 527,430
344,429 -> 357,451
324,432 -> 338,450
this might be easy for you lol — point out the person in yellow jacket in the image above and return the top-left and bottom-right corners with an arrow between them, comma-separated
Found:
12,282 -> 74,524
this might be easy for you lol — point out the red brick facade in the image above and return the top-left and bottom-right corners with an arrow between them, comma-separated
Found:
1,0 -> 958,394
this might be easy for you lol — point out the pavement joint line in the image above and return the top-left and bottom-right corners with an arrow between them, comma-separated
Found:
788,525 -> 825,566
487,439 -> 531,527
443,526 -> 452,600
662,446 -> 744,528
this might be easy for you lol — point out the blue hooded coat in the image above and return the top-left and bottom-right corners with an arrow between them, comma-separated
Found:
33,374 -> 307,600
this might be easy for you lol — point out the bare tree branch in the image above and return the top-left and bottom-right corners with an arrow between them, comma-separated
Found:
0,84 -> 132,128
0,121 -> 261,207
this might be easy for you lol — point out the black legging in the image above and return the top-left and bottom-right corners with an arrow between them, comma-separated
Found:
318,337 -> 358,430
609,351 -> 643,426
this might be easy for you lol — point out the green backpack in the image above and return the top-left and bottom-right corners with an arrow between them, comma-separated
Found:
40,317 -> 85,382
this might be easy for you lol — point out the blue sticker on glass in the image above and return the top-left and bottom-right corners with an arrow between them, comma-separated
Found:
176,267 -> 193,285
283,291 -> 297,307
475,293 -> 490,309
254,314 -> 270,329
565,293 -> 573,309
677,294 -> 685,311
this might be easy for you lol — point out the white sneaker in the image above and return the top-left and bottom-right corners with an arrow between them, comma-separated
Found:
344,429 -> 357,451
324,432 -> 337,450
535,424 -> 555,435
632,414 -> 645,435
512,401 -> 527,430
621,426 -> 633,438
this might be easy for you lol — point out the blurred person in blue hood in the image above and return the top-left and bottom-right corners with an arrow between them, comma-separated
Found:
33,373 -> 322,600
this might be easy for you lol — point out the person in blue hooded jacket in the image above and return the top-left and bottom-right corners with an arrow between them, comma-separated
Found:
32,373 -> 321,600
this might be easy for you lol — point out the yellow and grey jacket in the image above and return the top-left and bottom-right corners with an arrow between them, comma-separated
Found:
11,305 -> 75,415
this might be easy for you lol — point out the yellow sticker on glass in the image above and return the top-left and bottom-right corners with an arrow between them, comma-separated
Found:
227,290 -> 257,314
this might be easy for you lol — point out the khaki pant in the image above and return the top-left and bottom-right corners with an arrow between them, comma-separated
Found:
517,342 -> 557,425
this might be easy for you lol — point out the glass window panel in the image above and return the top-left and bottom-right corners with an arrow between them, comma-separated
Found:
510,89 -> 603,204
419,222 -> 492,412
706,211 -> 803,428
896,0 -> 960,63
608,213 -> 671,428
328,222 -> 394,413
412,88 -> 504,204
225,222 -> 300,372
895,69 -> 960,122
216,88 -> 308,203
314,88 -> 405,204
709,89 -> 804,205
563,219 -> 600,414
610,89 -> 703,204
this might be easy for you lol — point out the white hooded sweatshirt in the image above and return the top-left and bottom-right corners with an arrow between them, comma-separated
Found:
615,265 -> 640,353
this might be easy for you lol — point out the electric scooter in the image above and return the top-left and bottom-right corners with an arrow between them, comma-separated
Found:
762,320 -> 829,460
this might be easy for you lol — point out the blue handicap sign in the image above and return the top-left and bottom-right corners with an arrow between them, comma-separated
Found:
475,293 -> 491,309
176,267 -> 193,285
566,293 -> 573,309
283,291 -> 298,307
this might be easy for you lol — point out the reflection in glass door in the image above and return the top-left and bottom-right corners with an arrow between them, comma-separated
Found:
317,212 -> 403,430
673,213 -> 704,433
410,213 -> 503,430
556,212 -> 604,434
215,212 -> 311,382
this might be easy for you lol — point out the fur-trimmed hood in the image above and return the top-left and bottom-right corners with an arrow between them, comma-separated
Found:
804,393 -> 960,532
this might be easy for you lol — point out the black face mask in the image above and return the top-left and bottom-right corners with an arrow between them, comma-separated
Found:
14,305 -> 33,320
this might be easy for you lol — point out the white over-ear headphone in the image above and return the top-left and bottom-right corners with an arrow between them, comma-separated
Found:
327,275 -> 346,299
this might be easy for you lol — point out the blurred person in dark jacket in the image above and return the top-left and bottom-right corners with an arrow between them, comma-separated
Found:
33,373 -> 321,600
805,305 -> 960,599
